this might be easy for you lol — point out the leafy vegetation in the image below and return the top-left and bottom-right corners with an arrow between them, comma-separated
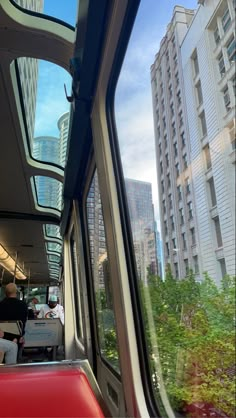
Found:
140,267 -> 235,417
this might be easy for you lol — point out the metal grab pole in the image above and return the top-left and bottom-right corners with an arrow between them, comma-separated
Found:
13,251 -> 18,284
0,269 -> 4,299
27,270 -> 31,302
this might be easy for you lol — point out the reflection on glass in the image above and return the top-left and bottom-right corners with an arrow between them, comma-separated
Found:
115,1 -> 235,416
86,170 -> 120,373
48,254 -> 60,263
44,225 -> 61,240
34,176 -> 63,211
13,0 -> 78,28
17,57 -> 71,168
47,242 -> 62,253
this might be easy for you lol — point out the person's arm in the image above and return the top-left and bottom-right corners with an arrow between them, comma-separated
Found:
37,307 -> 44,318
59,306 -> 64,325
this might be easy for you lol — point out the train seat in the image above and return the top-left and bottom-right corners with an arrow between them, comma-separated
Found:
0,360 -> 105,417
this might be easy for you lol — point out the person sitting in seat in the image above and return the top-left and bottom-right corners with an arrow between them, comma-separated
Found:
0,329 -> 18,364
37,295 -> 64,325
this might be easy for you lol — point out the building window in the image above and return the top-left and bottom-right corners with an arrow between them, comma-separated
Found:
188,201 -> 193,219
223,84 -> 231,111
167,173 -> 171,188
219,258 -> 227,278
174,262 -> 178,279
204,144 -> 212,170
177,90 -> 181,105
167,67 -> 171,80
214,216 -> 223,248
175,162 -> 180,177
169,85 -> 173,98
229,122 -> 236,150
179,208 -> 184,225
170,215 -> 175,231
208,177 -> 217,207
227,36 -> 236,62
173,142 -> 178,157
175,72 -> 179,86
170,103 -> 174,117
192,50 -> 199,76
173,54 -> 177,68
196,81 -> 203,105
166,242 -> 170,256
161,98 -> 165,112
169,194 -> 173,209
214,26 -> 220,45
199,111 -> 207,137
177,185 -> 182,201
165,153 -> 169,167
172,122 -> 176,137
185,177 -> 191,194
163,116 -> 166,129
190,227 -> 196,245
164,220 -> 168,235
161,180 -> 165,194
163,200 -> 166,214
193,255 -> 199,274
182,233 -> 187,250
159,142 -> 162,156
181,131 -> 186,147
218,53 -> 225,77
160,161 -> 163,175
183,153 -> 188,169
179,110 -> 183,127
221,8 -> 231,33
184,259 -> 189,275
172,238 -> 176,249
164,135 -> 168,149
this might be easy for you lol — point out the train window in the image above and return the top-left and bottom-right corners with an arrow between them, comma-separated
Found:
114,1 -> 235,417
44,225 -> 61,240
16,58 -> 71,168
86,170 -> 120,373
26,286 -> 47,304
33,176 -> 63,212
70,228 -> 84,342
12,0 -> 78,28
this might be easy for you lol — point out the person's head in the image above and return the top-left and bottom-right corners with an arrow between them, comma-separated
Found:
32,297 -> 39,304
48,294 -> 57,309
5,283 -> 18,298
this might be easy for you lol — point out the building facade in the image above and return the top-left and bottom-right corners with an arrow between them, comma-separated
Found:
181,0 -> 235,283
125,178 -> 159,284
151,0 -> 235,283
151,6 -> 197,280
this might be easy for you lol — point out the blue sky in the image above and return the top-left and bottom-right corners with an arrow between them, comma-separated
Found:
34,0 -> 198,224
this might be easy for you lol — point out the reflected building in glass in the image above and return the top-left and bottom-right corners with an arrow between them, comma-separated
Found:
125,178 -> 159,284
151,1 -> 235,284
14,0 -> 44,145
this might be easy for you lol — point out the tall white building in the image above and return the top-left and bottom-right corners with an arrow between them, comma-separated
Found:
57,112 -> 70,167
151,0 -> 235,283
181,0 -> 235,283
151,7 -> 197,280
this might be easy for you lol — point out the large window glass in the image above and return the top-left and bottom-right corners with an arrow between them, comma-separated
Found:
13,0 -> 78,28
114,1 -> 235,416
86,170 -> 120,373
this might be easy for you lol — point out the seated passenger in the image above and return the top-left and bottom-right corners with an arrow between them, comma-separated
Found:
0,329 -> 18,364
37,295 -> 64,325
0,283 -> 28,339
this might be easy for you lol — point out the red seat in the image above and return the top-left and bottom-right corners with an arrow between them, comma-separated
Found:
0,364 -> 105,417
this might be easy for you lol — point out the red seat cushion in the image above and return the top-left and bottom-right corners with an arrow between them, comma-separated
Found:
0,365 -> 105,417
